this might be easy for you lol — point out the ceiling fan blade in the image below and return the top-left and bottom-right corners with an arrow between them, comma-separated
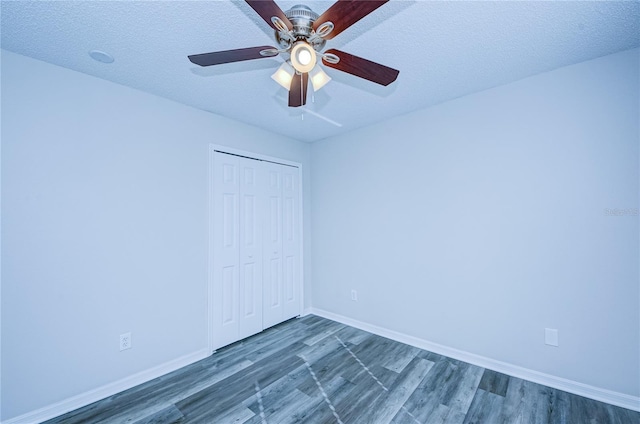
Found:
289,72 -> 309,107
313,0 -> 388,40
322,49 -> 399,86
188,46 -> 277,66
246,0 -> 293,31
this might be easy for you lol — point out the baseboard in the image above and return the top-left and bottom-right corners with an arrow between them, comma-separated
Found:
309,307 -> 640,413
3,348 -> 210,424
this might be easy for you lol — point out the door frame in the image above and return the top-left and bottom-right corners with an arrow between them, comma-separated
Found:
208,144 -> 304,354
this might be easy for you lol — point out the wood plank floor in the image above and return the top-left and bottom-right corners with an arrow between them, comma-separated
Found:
45,315 -> 639,424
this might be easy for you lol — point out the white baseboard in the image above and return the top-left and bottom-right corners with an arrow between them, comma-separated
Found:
3,348 -> 209,424
309,307 -> 640,413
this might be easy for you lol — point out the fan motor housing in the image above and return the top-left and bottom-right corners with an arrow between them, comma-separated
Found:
275,4 -> 326,51
286,4 -> 317,36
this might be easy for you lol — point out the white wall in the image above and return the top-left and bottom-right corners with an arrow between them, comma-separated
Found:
2,44 -> 638,420
0,49 -> 311,421
311,48 -> 639,398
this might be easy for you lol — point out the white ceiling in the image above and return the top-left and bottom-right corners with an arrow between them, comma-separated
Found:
1,1 -> 639,142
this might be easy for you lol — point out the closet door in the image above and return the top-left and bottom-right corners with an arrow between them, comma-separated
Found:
211,149 -> 301,349
262,162 -> 284,329
212,153 -> 240,349
282,166 -> 301,320
238,157 -> 263,339
263,162 -> 301,328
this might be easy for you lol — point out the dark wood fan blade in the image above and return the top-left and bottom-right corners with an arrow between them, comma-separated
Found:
289,72 -> 309,107
322,49 -> 399,86
246,0 -> 293,31
313,0 -> 388,40
188,46 -> 276,66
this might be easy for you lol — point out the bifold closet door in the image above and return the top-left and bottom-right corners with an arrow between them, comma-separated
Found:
281,164 -> 301,320
212,153 -> 263,349
263,162 -> 301,329
238,157 -> 263,339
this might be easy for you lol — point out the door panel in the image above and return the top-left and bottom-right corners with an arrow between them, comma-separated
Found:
284,255 -> 294,302
243,263 -> 255,316
282,166 -> 301,319
238,157 -> 263,339
223,194 -> 236,247
221,266 -> 235,324
270,258 -> 281,307
212,153 -> 240,349
263,163 -> 284,328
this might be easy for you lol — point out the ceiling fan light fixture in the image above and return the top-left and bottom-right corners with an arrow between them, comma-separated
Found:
188,1 -> 399,107
271,61 -> 295,90
309,65 -> 331,91
290,41 -> 316,73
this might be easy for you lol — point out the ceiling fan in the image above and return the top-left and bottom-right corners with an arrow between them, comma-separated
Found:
188,0 -> 399,108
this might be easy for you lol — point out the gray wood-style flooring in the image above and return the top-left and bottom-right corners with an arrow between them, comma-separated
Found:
45,315 -> 639,423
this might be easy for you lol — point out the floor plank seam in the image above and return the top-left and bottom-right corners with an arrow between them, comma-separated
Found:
254,381 -> 268,424
334,335 -> 388,392
300,354 -> 344,424
334,335 -> 424,424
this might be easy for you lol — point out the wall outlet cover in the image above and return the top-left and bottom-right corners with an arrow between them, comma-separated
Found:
120,332 -> 132,351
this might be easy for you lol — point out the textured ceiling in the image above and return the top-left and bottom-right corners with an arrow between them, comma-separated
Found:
1,1 -> 639,142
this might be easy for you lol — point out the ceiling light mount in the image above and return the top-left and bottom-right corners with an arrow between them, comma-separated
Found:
284,4 -> 318,38
274,4 -> 326,52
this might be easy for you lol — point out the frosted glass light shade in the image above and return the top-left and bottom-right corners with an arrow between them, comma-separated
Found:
271,62 -> 295,90
309,65 -> 331,91
290,42 -> 316,73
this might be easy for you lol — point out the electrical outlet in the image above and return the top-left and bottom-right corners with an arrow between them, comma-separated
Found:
120,332 -> 132,351
351,290 -> 358,301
